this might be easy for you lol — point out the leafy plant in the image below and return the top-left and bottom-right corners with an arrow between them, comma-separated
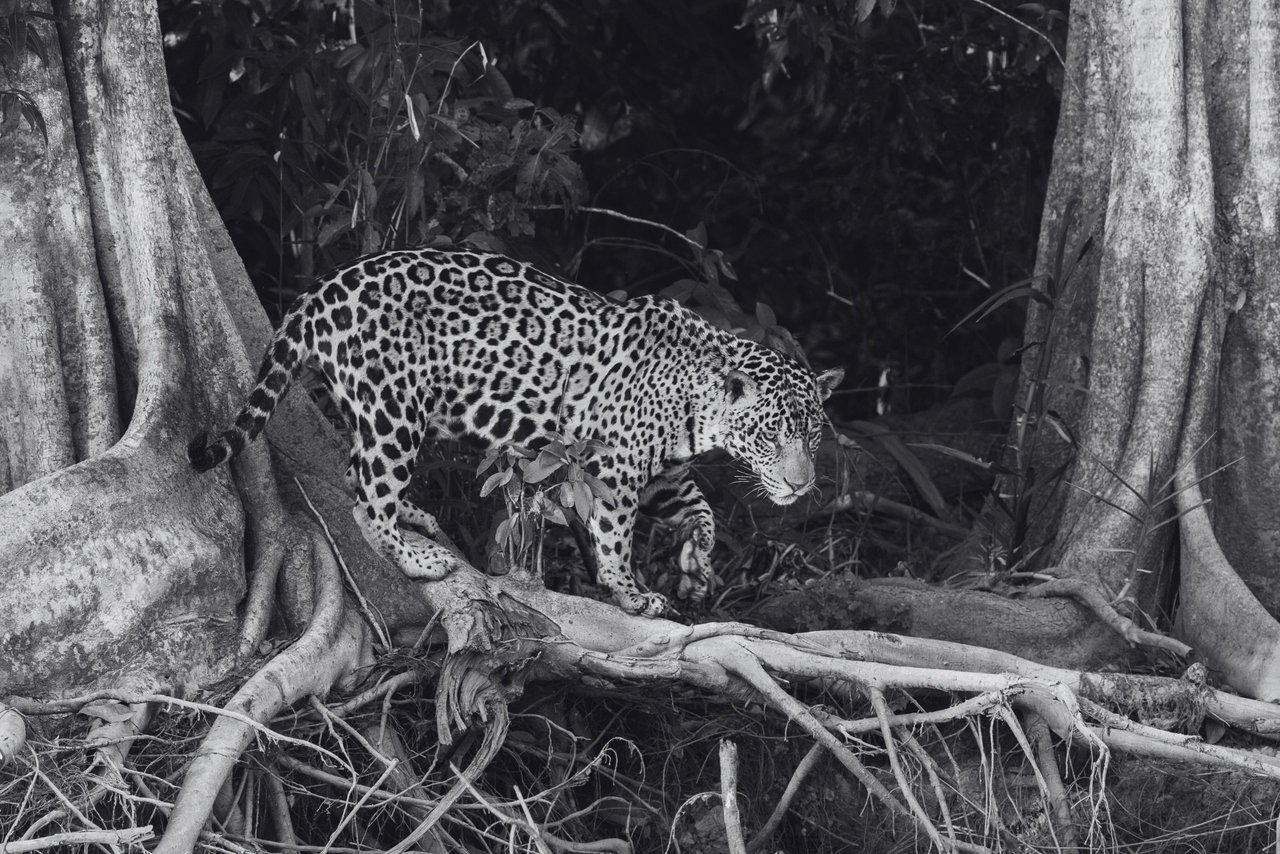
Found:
477,432 -> 615,577
0,4 -> 49,144
163,0 -> 587,318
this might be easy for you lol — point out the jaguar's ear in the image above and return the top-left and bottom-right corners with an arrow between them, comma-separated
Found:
816,368 -> 844,402
724,370 -> 759,407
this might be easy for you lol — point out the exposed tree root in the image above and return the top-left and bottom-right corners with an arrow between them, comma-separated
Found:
7,568 -> 1280,850
1021,575 -> 1193,656
1025,711 -> 1079,851
758,576 -> 1133,670
515,586 -> 1280,849
154,528 -> 373,854
12,554 -> 1280,849
232,442 -> 291,657
9,538 -> 1280,852
1174,472 -> 1280,700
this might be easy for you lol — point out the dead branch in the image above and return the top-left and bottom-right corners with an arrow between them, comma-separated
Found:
0,826 -> 153,853
718,740 -> 747,854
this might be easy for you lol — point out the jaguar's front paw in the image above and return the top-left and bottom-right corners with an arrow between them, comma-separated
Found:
676,537 -> 713,603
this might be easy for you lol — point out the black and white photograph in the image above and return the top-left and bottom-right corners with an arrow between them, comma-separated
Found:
4,1 -> 1280,851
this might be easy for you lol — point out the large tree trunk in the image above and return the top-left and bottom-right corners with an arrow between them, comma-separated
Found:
755,0 -> 1280,698
960,0 -> 1280,698
1,0 -> 250,691
0,0 -> 431,692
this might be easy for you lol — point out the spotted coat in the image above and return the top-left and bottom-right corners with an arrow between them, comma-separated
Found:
189,248 -> 842,615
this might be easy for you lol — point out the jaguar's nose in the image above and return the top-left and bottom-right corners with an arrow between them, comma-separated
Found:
784,474 -> 816,495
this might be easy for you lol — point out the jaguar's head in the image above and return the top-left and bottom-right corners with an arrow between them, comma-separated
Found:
717,349 -> 843,505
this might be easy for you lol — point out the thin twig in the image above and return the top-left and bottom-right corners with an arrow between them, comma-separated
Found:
966,0 -> 1068,72
410,610 -> 444,656
20,749 -> 104,839
294,477 -> 391,650
150,694 -> 347,767
747,742 -> 823,854
331,671 -> 420,718
308,696 -> 395,768
446,764 -> 552,854
275,753 -> 433,812
513,786 -> 555,854
525,205 -> 706,253
868,688 -> 947,853
321,758 -> 399,851
900,732 -> 957,851
128,773 -> 173,815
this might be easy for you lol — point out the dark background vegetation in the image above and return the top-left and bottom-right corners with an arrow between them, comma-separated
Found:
161,0 -> 1064,421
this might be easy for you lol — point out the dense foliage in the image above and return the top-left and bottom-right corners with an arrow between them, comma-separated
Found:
162,0 -> 1062,419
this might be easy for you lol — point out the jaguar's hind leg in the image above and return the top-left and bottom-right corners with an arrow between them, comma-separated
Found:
346,440 -> 438,536
350,423 -> 455,580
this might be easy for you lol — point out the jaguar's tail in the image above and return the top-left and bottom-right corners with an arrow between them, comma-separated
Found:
188,308 -> 310,473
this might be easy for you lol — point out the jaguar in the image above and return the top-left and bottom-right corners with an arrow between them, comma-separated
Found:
189,247 -> 842,616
